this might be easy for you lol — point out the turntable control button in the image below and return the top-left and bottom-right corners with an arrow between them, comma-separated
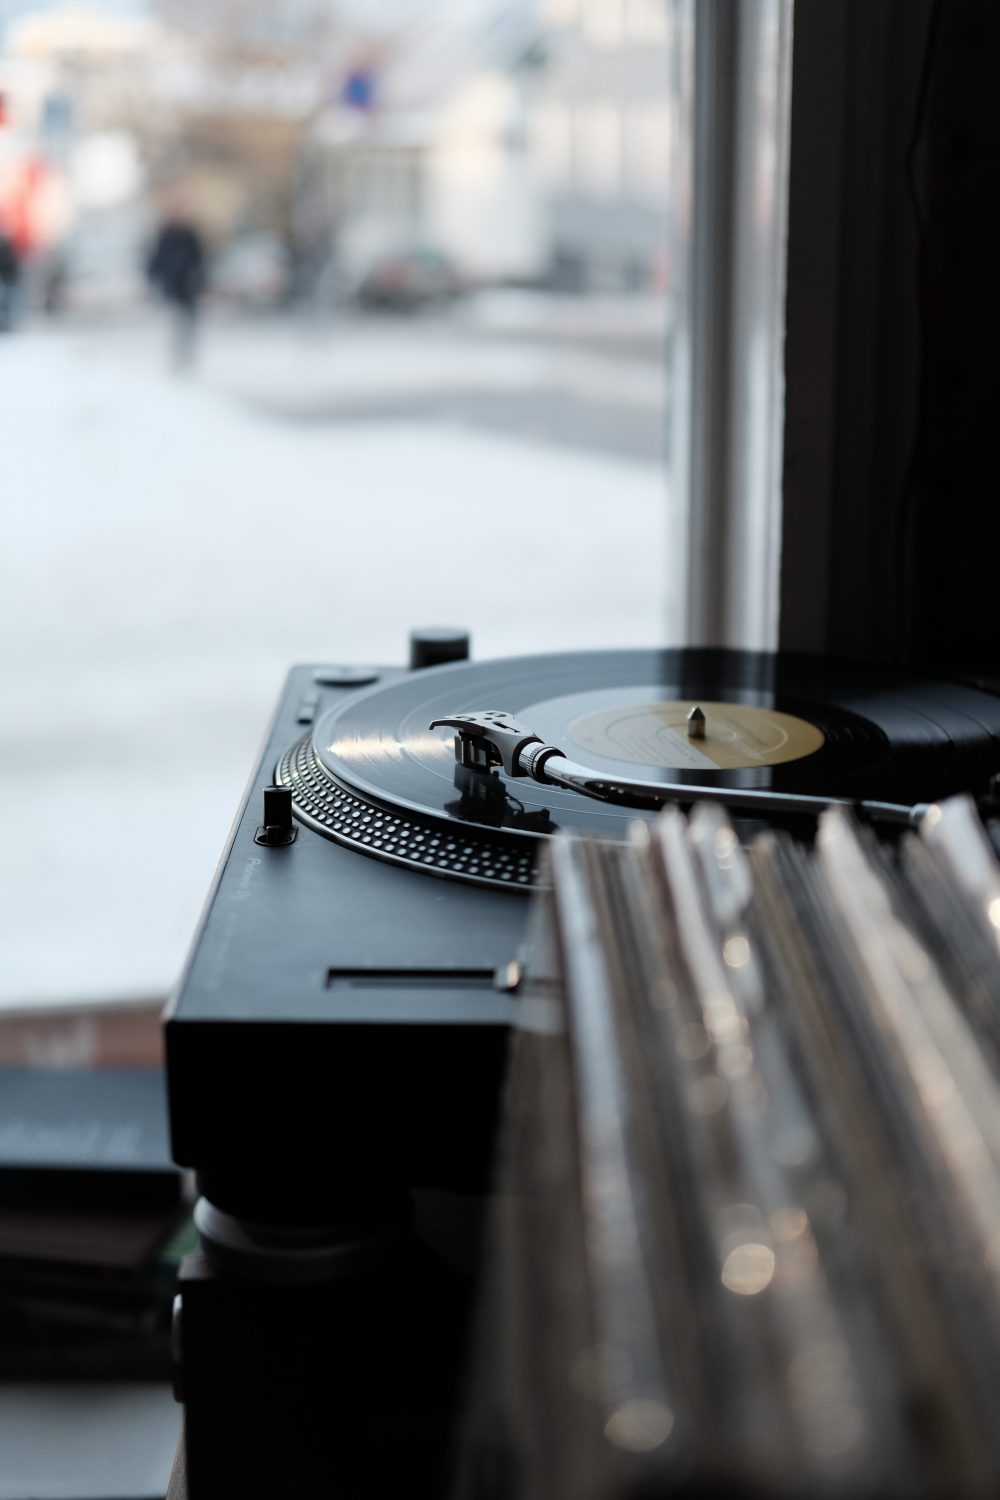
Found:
312,666 -> 380,687
255,786 -> 297,847
409,627 -> 470,670
296,694 -> 320,724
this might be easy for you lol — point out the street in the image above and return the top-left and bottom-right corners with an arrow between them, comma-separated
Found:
1,295 -> 675,1007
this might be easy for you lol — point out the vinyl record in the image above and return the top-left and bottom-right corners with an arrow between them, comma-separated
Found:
305,648 -> 1000,849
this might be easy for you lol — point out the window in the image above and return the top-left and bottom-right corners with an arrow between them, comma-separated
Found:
540,0 -> 580,28
625,102 -> 672,203
1,0 -> 692,1009
575,102 -> 622,197
534,102 -> 572,187
1,1 -> 797,1011
627,0 -> 669,44
583,0 -> 624,50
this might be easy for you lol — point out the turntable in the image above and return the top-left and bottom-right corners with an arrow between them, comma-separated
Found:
166,635 -> 1000,1214
164,633 -> 1000,1500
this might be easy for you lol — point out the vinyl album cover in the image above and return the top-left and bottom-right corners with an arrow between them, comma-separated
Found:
471,797 -> 1000,1500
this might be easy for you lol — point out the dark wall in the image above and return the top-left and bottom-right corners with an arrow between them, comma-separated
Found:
780,0 -> 1000,678
910,1 -> 1000,675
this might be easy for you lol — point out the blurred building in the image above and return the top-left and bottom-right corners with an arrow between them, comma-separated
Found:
295,106 -> 429,287
294,0 -> 674,297
299,70 -> 545,288
142,0 -> 326,244
3,0 -> 330,293
3,8 -> 160,134
4,0 -> 675,306
0,8 -> 159,304
531,0 -> 673,292
293,9 -> 547,291
425,64 -> 545,286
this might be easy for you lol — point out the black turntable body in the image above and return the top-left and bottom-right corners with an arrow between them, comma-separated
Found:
164,640 -> 1000,1498
166,662 -> 527,1219
166,642 -> 1000,1215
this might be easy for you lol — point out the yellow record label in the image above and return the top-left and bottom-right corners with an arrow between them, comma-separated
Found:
569,700 -> 825,771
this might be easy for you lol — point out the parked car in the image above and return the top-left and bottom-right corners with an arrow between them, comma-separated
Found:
356,246 -> 465,310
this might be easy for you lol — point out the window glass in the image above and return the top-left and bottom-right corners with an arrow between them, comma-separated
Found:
583,0 -> 624,50
541,0 -> 580,27
0,0 -> 681,1008
576,103 -> 622,197
534,102 -> 572,186
627,0 -> 669,45
625,103 -> 673,203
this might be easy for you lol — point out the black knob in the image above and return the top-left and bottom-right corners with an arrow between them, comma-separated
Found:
256,785 -> 297,846
409,627 -> 470,670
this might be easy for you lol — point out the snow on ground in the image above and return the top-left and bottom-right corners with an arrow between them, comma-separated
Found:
0,314 -> 672,1008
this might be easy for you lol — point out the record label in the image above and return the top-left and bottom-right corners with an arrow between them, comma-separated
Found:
568,701 -> 826,771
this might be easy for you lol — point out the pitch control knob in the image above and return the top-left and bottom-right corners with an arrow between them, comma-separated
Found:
255,785 -> 297,847
409,627 -> 470,670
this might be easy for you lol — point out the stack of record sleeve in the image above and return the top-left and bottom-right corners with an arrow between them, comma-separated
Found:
474,797 -> 1000,1500
0,1067 -> 190,1378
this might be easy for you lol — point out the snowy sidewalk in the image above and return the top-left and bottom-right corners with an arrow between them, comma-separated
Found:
0,317 -> 673,1008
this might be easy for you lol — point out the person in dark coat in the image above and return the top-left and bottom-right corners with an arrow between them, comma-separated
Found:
147,210 -> 207,367
0,229 -> 21,333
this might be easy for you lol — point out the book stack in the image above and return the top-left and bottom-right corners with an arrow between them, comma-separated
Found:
0,1067 -> 189,1379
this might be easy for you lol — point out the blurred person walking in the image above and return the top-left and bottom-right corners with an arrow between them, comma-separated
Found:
0,227 -> 21,333
147,209 -> 206,368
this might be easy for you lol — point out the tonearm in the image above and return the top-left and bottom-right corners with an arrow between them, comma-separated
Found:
429,709 -> 929,828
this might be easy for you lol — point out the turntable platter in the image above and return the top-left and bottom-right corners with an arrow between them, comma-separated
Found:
275,649 -> 1000,888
